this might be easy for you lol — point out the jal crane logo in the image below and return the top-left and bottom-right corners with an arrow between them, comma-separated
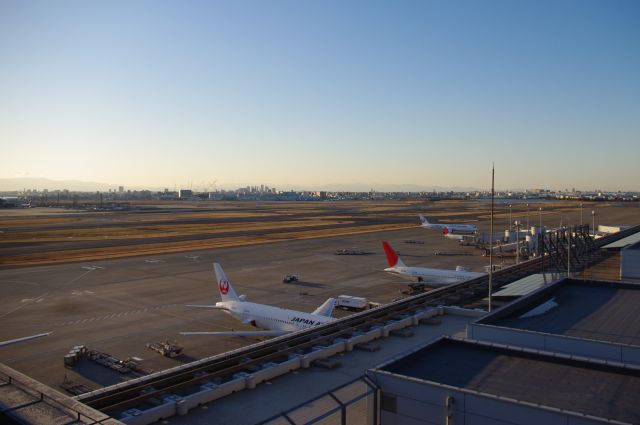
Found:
219,279 -> 230,295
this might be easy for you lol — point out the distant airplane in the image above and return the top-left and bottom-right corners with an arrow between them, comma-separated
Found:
442,226 -> 466,240
419,215 -> 477,233
181,263 -> 335,337
382,241 -> 483,285
0,332 -> 52,348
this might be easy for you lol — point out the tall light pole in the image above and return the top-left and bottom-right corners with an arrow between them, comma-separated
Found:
489,164 -> 495,312
592,210 -> 596,237
567,225 -> 571,276
508,204 -> 513,233
579,203 -> 583,226
526,203 -> 530,233
539,207 -> 542,230
515,221 -> 520,265
539,207 -> 544,274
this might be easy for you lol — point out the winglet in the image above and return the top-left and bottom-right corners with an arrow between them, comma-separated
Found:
382,241 -> 406,268
213,263 -> 240,302
419,215 -> 428,225
312,298 -> 336,317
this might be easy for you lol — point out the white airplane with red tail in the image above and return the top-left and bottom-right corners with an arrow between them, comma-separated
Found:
442,226 -> 466,240
382,241 -> 483,285
419,215 -> 477,233
181,263 -> 335,337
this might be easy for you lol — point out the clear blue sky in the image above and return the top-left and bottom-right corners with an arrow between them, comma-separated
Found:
1,0 -> 639,191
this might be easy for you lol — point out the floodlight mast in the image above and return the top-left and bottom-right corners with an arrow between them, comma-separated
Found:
488,164 -> 494,312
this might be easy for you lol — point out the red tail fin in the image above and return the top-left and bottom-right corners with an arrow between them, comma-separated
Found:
443,227 -> 449,235
382,241 -> 399,267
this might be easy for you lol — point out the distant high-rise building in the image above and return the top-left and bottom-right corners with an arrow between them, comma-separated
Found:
179,189 -> 193,198
118,186 -> 124,193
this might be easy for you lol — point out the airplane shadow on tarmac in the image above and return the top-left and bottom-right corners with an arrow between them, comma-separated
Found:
286,281 -> 327,289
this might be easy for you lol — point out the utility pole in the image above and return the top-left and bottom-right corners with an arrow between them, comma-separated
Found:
489,164 -> 495,312
579,203 -> 583,226
526,203 -> 530,233
592,210 -> 596,237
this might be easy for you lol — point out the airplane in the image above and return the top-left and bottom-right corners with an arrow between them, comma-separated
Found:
0,332 -> 52,348
442,226 -> 466,240
382,241 -> 483,285
419,215 -> 477,233
181,263 -> 336,337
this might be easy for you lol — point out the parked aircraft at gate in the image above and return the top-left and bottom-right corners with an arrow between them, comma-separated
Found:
182,263 -> 335,337
419,215 -> 477,233
382,241 -> 483,285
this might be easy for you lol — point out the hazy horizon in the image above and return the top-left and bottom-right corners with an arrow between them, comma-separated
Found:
2,1 -> 639,190
0,176 -> 635,194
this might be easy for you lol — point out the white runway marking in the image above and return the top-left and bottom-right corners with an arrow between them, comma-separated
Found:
49,304 -> 178,326
0,293 -> 48,319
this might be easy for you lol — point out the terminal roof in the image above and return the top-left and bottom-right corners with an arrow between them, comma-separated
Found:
492,273 -> 564,298
602,230 -> 640,249
381,338 -> 640,424
484,279 -> 640,347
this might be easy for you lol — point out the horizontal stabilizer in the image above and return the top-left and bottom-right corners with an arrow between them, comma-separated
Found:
180,330 -> 290,337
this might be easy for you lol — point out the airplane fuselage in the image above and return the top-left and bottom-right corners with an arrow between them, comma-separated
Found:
384,266 -> 483,286
216,300 -> 334,332
422,223 -> 476,233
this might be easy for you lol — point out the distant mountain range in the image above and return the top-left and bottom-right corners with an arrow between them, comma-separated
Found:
0,177 -> 482,193
0,177 -> 121,192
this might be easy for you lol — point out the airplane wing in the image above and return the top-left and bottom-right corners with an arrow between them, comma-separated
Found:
0,332 -> 52,348
180,330 -> 290,337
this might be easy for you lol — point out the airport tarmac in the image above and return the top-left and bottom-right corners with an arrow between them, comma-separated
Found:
0,226 -> 487,391
0,201 -> 637,395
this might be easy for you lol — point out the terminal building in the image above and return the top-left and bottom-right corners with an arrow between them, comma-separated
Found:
369,277 -> 640,425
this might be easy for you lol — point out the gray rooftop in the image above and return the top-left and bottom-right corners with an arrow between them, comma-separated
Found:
623,240 -> 640,251
482,279 -> 640,347
380,338 -> 640,424
492,273 -> 565,298
602,230 -> 640,249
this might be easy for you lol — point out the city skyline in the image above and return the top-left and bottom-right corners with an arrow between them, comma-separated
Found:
2,1 -> 639,190
0,176 -> 634,194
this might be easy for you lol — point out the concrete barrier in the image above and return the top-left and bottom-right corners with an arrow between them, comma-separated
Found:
382,317 -> 414,336
301,342 -> 346,368
179,377 -> 246,412
120,401 -> 176,425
